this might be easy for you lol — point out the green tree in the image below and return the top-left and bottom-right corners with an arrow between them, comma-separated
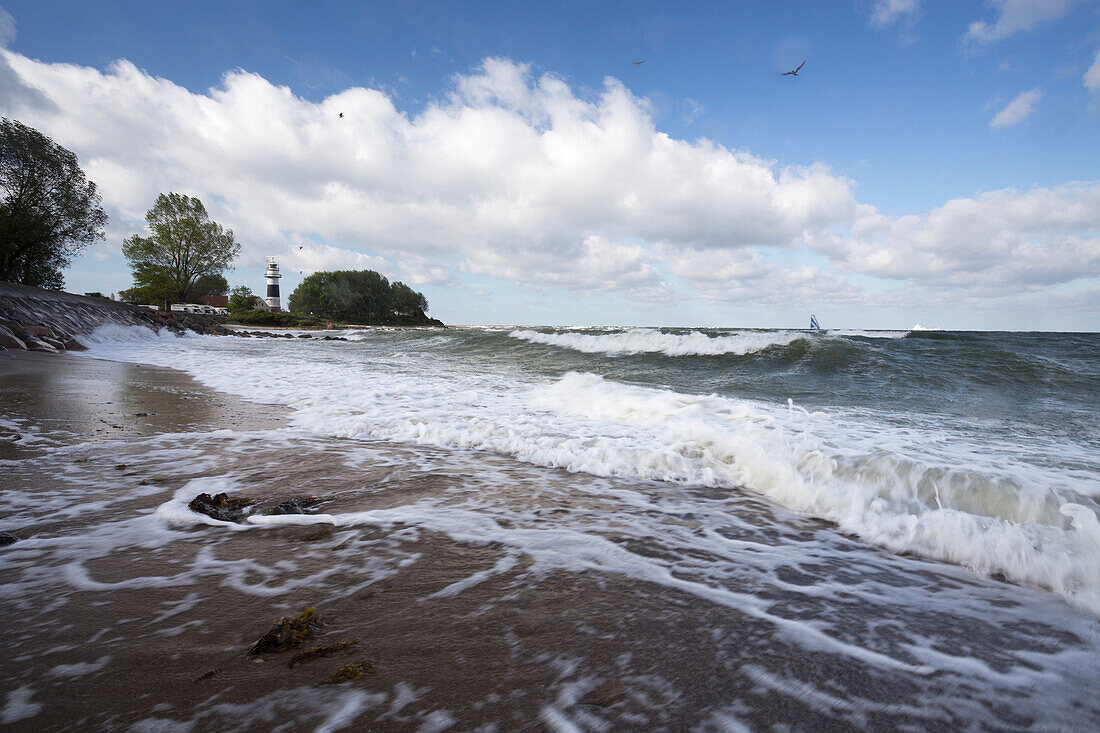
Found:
119,266 -> 175,308
122,193 -> 240,305
0,118 -> 107,288
286,271 -> 329,316
187,273 -> 229,301
288,269 -> 433,325
227,285 -> 256,314
391,281 -> 428,318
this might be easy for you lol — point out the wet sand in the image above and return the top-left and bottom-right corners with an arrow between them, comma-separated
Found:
2,350 -> 1099,731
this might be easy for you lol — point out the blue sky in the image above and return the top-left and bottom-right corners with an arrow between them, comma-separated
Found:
2,1 -> 1099,329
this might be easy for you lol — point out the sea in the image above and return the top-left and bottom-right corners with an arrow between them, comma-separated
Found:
4,324 -> 1100,730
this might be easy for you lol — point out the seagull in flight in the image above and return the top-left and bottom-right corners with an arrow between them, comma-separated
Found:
781,61 -> 805,77
338,112 -> 343,118
633,60 -> 646,66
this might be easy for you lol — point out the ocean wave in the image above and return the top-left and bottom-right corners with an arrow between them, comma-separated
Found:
74,332 -> 1100,616
827,329 -> 910,339
509,329 -> 805,356
521,373 -> 1100,613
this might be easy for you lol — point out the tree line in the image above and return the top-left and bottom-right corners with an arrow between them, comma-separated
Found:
2,117 -> 436,325
283,270 -> 433,325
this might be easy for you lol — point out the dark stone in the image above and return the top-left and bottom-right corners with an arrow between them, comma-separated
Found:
0,532 -> 18,546
64,338 -> 88,351
297,334 -> 312,338
0,332 -> 26,350
39,336 -> 66,351
0,318 -> 23,333
267,497 -> 324,515
20,335 -> 58,353
187,492 -> 256,523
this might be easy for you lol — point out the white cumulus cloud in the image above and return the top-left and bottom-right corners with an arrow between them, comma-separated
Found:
662,245 -> 868,306
0,48 -> 1097,318
966,0 -> 1084,44
0,52 -> 857,296
871,0 -> 922,28
806,184 -> 1100,293
1085,48 -> 1100,98
990,87 -> 1042,128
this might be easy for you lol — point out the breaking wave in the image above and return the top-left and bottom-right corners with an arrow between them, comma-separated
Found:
509,328 -> 805,356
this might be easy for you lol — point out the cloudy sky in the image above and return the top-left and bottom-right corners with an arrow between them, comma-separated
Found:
1,1 -> 1098,329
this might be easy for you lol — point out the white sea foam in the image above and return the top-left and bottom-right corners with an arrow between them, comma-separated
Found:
74,322 -> 190,346
1,685 -> 42,725
73,325 -> 1100,615
509,328 -> 803,356
46,655 -> 111,679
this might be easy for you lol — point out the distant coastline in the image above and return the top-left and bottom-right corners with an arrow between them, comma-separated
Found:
0,281 -> 444,356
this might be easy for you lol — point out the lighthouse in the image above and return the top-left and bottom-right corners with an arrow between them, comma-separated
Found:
265,257 -> 282,311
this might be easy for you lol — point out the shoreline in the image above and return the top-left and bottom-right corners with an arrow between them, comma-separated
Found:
3,346 -> 1100,730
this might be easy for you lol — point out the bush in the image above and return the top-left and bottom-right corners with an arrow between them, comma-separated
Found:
226,310 -> 326,328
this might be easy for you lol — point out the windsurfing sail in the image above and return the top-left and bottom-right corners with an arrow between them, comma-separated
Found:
810,313 -> 820,330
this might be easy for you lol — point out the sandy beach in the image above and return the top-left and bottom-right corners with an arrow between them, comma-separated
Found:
3,346 -> 1099,731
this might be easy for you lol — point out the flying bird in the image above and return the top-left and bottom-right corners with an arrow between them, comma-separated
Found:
338,112 -> 343,118
781,61 -> 805,77
633,60 -> 646,66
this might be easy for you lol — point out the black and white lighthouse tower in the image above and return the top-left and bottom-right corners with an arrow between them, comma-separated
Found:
265,257 -> 282,311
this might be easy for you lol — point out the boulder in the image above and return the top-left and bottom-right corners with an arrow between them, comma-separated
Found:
64,338 -> 88,351
0,331 -> 26,350
39,336 -> 66,351
0,318 -> 23,334
297,334 -> 311,339
19,335 -> 58,353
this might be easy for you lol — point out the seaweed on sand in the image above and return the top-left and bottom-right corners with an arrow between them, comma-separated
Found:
319,660 -> 377,685
248,607 -> 323,655
288,638 -> 359,667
